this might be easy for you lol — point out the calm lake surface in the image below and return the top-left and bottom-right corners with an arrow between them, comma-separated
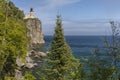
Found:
42,36 -> 112,58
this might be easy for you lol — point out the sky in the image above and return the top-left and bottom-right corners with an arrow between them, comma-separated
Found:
12,0 -> 120,35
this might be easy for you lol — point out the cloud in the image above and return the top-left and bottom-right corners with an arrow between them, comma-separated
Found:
46,0 -> 80,8
62,20 -> 111,35
42,18 -> 112,35
37,0 -> 81,10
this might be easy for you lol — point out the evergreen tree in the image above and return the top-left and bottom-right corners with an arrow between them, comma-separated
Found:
38,15 -> 80,80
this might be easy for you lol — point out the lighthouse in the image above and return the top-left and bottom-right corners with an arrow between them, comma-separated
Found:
30,8 -> 34,18
24,8 -> 35,19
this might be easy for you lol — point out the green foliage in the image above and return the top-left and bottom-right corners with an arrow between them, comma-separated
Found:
7,1 -> 24,19
86,48 -> 115,80
23,72 -> 36,80
83,21 -> 120,80
0,0 -> 28,79
38,15 -> 81,80
4,76 -> 15,80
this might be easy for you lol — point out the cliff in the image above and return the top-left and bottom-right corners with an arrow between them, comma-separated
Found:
15,18 -> 46,80
25,18 -> 45,45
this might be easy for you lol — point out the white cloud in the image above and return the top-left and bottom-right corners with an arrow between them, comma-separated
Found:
39,0 -> 81,10
42,19 -> 112,35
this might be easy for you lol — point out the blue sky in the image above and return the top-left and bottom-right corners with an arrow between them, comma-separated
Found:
12,0 -> 120,35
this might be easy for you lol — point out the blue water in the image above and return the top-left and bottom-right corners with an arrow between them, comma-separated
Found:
33,36 -> 114,79
42,36 -> 110,58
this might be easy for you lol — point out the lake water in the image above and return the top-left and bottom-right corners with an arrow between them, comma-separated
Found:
33,36 -> 114,79
42,36 -> 110,58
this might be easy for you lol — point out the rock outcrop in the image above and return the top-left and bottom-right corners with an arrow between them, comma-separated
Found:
15,18 -> 46,80
15,51 -> 47,80
26,18 -> 45,45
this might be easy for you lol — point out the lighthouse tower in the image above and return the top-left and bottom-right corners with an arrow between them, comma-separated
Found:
24,8 -> 35,19
30,8 -> 34,18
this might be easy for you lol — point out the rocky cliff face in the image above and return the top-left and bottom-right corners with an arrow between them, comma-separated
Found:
15,18 -> 46,80
26,18 -> 45,45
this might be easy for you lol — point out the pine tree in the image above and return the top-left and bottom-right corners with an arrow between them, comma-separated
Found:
38,15 -> 80,80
